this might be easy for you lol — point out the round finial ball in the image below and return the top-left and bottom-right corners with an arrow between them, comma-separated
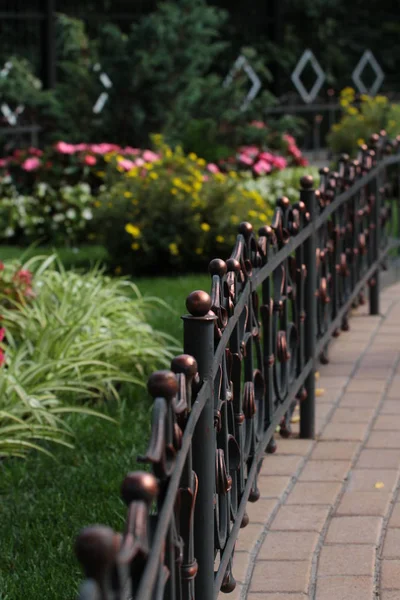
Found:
300,175 -> 314,189
186,290 -> 212,317
171,354 -> 198,378
208,258 -> 227,277
226,258 -> 241,273
75,526 -> 117,575
258,224 -> 273,237
277,196 -> 290,208
147,370 -> 178,399
370,133 -> 380,144
319,166 -> 329,175
238,221 -> 253,237
340,153 -> 349,162
121,471 -> 159,506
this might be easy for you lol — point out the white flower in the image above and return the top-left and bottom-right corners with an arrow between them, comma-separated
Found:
4,226 -> 14,237
79,183 -> 91,195
37,183 -> 47,198
53,213 -> 65,222
66,208 -> 77,220
82,208 -> 93,220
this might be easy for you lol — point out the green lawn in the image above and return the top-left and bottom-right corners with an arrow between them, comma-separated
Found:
0,269 -> 209,600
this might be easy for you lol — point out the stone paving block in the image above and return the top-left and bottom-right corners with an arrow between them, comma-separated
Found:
231,551 -> 251,583
270,438 -> 313,456
339,392 -> 380,407
317,544 -> 375,576
381,400 -> 400,414
355,366 -> 392,379
258,475 -> 291,499
246,498 -> 277,524
270,504 -> 330,532
315,388 -> 342,404
331,407 -> 375,423
360,355 -> 397,368
316,403 -> 333,423
325,516 -> 383,544
257,530 -> 319,561
335,491 -> 391,516
249,560 -> 310,593
299,460 -> 350,482
387,383 -> 400,399
387,503 -> 400,527
314,576 -> 373,600
383,529 -> 400,558
356,448 -> 400,469
367,431 -> 400,449
381,592 -> 400,600
346,378 -> 387,394
318,376 -> 349,389
319,362 -> 355,376
374,415 -> 400,430
311,441 -> 359,461
286,482 -> 341,505
236,524 -> 261,552
320,422 -> 368,442
381,560 -> 400,589
347,469 -> 399,491
261,454 -> 305,476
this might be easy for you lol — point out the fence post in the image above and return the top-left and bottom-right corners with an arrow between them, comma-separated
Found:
300,176 -> 317,439
369,172 -> 381,315
182,290 -> 216,599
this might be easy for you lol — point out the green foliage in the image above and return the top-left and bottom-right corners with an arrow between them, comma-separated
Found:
0,256 -> 176,458
243,166 -> 320,203
94,143 -> 275,274
327,88 -> 400,155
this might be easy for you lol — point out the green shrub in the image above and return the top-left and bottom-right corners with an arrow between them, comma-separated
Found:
327,88 -> 400,155
243,167 -> 320,203
94,143 -> 275,274
0,256 -> 177,457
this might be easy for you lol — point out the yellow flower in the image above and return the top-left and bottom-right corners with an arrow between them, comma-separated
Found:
189,152 -> 198,161
173,177 -> 183,188
195,247 -> 203,255
127,168 -> 138,178
347,107 -> 358,116
96,171 -> 105,178
124,191 -> 133,198
360,94 -> 369,103
117,165 -> 124,173
248,210 -> 258,218
169,242 -> 179,256
132,199 -> 139,205
197,158 -> 206,167
171,188 -> 178,195
340,98 -> 349,108
215,173 -> 226,182
114,266 -> 122,275
357,138 -> 365,146
193,181 -> 202,191
165,148 -> 173,158
131,242 -> 140,251
259,213 -> 268,221
125,223 -> 141,238
149,172 -> 159,180
231,215 -> 240,224
200,222 -> 210,232
228,171 -> 238,179
376,95 -> 388,105
94,200 -> 101,208
216,235 -> 225,243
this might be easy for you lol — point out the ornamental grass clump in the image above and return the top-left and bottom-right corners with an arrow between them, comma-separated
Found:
0,255 -> 177,458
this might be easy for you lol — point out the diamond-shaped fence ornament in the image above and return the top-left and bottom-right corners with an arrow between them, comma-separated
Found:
352,50 -> 384,96
93,63 -> 113,114
223,55 -> 262,111
291,50 -> 326,104
0,61 -> 25,126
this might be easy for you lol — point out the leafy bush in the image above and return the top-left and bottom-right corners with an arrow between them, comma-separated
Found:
92,144 -> 315,274
243,166 -> 320,203
327,88 -> 400,155
0,256 -> 176,457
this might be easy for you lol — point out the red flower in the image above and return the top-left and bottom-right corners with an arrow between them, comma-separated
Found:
0,349 -> 6,367
84,155 -> 97,166
0,262 -> 4,271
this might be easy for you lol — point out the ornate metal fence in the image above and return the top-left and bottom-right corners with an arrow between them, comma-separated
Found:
75,132 -> 400,600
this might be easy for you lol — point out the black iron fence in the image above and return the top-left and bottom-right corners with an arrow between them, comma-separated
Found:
74,131 -> 400,600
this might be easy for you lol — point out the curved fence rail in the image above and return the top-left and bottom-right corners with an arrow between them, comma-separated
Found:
75,131 -> 400,600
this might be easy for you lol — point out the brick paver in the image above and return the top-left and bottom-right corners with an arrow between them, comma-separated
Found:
217,282 -> 400,600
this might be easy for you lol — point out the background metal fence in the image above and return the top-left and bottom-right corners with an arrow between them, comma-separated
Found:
74,131 -> 400,599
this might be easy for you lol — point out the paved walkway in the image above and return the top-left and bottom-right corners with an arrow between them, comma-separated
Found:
222,281 -> 400,600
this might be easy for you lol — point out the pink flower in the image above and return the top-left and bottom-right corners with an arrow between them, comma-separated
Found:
0,159 -> 7,168
0,349 -> 5,367
118,158 -> 135,171
240,145 -> 259,157
253,160 -> 272,176
84,155 -> 97,166
271,155 -> 287,170
202,175 -> 210,182
0,328 -> 5,342
15,269 -> 33,285
250,120 -> 266,129
22,157 -> 41,171
143,150 -> 160,163
207,163 -> 220,173
134,158 -> 145,167
55,141 -> 76,154
28,147 -> 43,157
259,151 -> 274,163
89,143 -> 120,154
239,153 -> 254,166
283,134 -> 296,145
123,147 -> 141,155
75,143 -> 88,152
